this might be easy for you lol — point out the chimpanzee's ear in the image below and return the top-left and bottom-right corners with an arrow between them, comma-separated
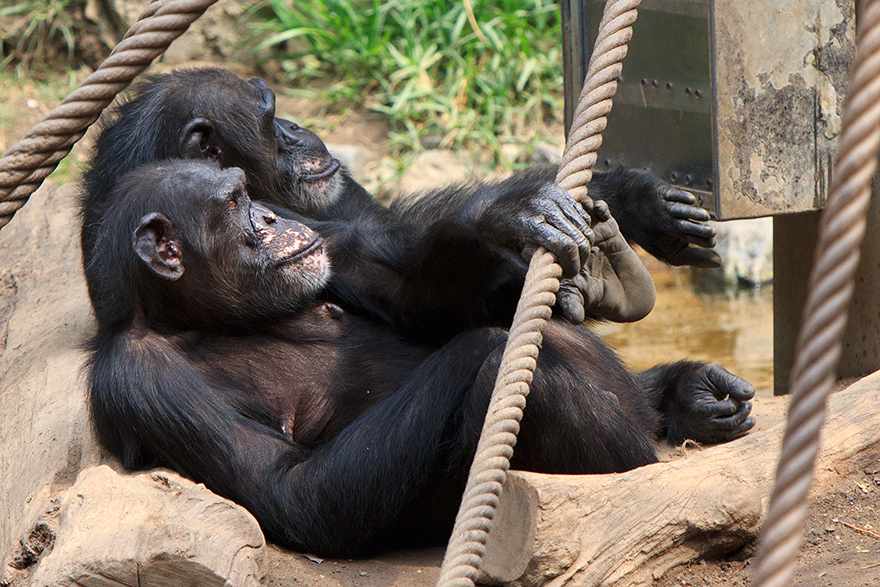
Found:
179,118 -> 222,161
133,212 -> 185,280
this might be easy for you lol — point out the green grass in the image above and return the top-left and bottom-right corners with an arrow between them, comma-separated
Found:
0,69 -> 87,184
251,0 -> 564,161
0,0 -> 83,72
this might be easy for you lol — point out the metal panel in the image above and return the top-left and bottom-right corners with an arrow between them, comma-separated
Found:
713,0 -> 853,218
569,0 -> 854,219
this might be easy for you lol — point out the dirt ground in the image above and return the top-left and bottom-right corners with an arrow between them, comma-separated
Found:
2,67 -> 879,587
654,459 -> 880,587
655,448 -> 880,587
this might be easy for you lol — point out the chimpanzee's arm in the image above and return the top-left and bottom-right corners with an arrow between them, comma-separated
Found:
89,328 -> 504,557
390,172 -> 593,279
269,174 -> 594,334
269,164 -> 718,331
312,213 -> 528,334
445,165 -> 719,268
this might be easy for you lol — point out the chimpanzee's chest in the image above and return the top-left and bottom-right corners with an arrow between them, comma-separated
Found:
178,301 -> 427,446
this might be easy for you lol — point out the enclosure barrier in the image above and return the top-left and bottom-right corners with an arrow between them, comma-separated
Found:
0,1 -> 875,587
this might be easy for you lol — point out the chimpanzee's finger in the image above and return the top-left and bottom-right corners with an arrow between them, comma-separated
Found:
557,284 -> 585,324
592,199 -> 612,223
542,188 -> 594,246
662,189 -> 698,205
672,219 -> 716,243
540,208 -> 593,269
709,401 -> 753,430
706,364 -> 756,402
533,220 -> 584,277
666,202 -> 711,222
667,247 -> 723,268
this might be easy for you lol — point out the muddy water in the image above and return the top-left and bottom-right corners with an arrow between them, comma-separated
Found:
592,258 -> 775,396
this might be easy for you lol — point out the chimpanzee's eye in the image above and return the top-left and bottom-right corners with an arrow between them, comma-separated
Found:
228,186 -> 246,212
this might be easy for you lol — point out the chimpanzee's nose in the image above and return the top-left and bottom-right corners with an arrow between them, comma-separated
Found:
274,118 -> 327,153
251,203 -> 278,228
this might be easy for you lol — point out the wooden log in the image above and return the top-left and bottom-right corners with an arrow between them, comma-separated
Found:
1,465 -> 266,587
481,372 -> 880,587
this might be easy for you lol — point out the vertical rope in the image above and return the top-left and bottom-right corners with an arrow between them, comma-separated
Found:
556,0 -> 640,198
435,2 -> 641,586
752,2 -> 880,586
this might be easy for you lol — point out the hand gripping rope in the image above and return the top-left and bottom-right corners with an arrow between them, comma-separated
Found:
436,2 -> 642,585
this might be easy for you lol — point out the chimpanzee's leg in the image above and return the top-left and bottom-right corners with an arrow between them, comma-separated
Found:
447,321 -> 660,479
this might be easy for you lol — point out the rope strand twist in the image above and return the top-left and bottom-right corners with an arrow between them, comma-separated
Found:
752,2 -> 880,586
0,0 -> 220,229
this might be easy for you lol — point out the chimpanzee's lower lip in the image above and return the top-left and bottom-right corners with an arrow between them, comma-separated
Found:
276,238 -> 324,266
300,158 -> 340,182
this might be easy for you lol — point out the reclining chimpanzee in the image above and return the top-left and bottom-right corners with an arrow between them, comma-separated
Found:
81,67 -> 720,334
85,160 -> 755,557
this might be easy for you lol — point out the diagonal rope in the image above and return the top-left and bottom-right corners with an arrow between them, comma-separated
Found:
435,2 -> 641,586
751,2 -> 880,586
0,0 -> 220,230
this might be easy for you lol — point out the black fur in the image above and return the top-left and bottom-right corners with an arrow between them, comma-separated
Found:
81,68 -> 719,333
86,162 -> 670,556
80,70 -> 756,556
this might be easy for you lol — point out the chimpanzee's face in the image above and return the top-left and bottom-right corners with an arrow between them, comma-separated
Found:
132,162 -> 331,325
176,73 -> 344,216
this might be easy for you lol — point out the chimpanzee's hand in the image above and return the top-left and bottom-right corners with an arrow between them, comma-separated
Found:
556,200 -> 655,323
665,363 -> 756,445
658,188 -> 721,268
600,168 -> 721,268
480,183 -> 593,278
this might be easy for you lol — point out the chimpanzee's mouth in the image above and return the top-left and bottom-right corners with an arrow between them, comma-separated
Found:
300,158 -> 340,182
276,238 -> 324,266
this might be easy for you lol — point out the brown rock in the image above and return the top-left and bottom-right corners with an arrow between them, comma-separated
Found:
4,466 -> 266,587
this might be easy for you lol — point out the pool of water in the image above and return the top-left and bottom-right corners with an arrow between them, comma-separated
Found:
592,260 -> 775,397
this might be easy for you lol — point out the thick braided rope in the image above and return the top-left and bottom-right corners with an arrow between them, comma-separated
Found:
752,3 -> 880,587
435,2 -> 640,586
0,0 -> 219,230
435,248 -> 561,587
556,0 -> 639,199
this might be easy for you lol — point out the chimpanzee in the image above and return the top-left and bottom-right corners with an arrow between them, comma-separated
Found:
80,67 -> 718,332
86,160 -> 754,557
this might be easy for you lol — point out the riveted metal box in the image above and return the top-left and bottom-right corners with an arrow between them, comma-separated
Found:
563,0 -> 855,219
